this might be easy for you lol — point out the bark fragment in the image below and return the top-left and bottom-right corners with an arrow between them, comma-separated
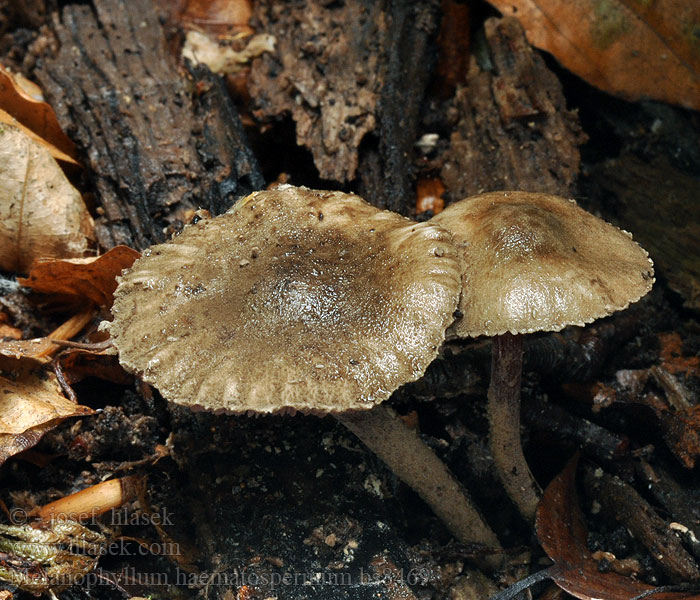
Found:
36,0 -> 263,250
248,0 -> 384,184
440,17 -> 584,201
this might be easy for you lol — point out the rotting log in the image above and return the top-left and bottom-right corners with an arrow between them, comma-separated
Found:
356,1 -> 441,214
440,17 -> 585,201
593,154 -> 700,311
248,0 -> 440,215
36,0 -> 263,251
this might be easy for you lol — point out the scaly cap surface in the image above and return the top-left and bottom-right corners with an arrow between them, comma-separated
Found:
108,186 -> 462,413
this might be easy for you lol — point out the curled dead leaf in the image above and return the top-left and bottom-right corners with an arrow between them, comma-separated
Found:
0,65 -> 78,164
19,246 -> 141,308
487,0 -> 700,110
0,370 -> 94,466
0,373 -> 92,435
57,347 -> 127,387
0,423 -> 55,469
0,125 -> 94,274
0,108 -> 78,166
0,312 -> 22,340
176,0 -> 253,37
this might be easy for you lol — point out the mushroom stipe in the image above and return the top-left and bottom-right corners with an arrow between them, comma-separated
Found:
106,185 -> 502,562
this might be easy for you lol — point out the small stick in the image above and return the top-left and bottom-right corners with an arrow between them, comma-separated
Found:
51,358 -> 77,403
583,465 -> 700,582
46,338 -> 114,351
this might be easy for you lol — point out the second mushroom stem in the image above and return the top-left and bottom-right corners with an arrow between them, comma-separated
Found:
337,405 -> 502,566
488,333 -> 542,523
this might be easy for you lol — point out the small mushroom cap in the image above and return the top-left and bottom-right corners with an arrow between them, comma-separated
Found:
107,186 -> 462,414
432,191 -> 654,337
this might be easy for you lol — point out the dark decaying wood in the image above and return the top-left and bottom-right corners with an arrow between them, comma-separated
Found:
248,0 -> 440,214
356,1 -> 440,213
248,0 -> 385,185
403,307 -> 647,402
593,154 -> 700,311
635,460 -> 700,561
583,465 -> 700,583
35,0 -> 263,251
524,397 -> 629,465
440,17 -> 585,201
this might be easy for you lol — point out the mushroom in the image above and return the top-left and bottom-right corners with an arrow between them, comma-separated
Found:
432,191 -> 654,523
105,185 -> 501,553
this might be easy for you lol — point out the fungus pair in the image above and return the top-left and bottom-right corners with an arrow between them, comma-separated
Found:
107,186 -> 653,550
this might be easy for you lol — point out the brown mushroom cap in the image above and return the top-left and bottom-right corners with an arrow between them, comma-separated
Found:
107,186 -> 462,414
432,191 -> 654,337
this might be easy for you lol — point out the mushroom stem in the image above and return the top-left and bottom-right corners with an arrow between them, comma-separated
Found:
487,333 -> 542,523
337,405 -> 502,561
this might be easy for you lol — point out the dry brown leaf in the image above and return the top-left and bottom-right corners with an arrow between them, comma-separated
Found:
0,312 -> 22,340
175,0 -> 253,37
0,124 -> 94,274
487,0 -> 700,110
536,456 -> 690,600
0,422 -> 55,468
0,65 -> 78,164
0,108 -> 78,166
0,372 -> 88,433
0,370 -> 93,466
19,246 -> 141,308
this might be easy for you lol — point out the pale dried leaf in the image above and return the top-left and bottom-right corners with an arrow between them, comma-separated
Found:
0,108 -> 78,165
0,370 -> 93,435
0,124 -> 94,273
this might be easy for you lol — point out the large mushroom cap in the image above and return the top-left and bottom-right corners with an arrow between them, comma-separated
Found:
432,191 -> 654,337
107,186 -> 462,414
